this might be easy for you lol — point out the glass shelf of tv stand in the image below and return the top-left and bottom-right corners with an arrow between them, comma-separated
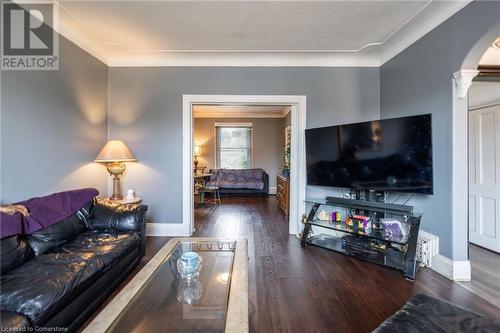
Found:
308,220 -> 410,245
305,198 -> 421,217
304,198 -> 422,246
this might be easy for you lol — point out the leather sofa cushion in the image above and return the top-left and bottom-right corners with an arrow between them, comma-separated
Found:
0,251 -> 105,325
0,236 -> 33,273
90,204 -> 147,232
0,230 -> 139,325
373,294 -> 500,332
26,213 -> 88,257
1,311 -> 30,330
57,230 -> 140,266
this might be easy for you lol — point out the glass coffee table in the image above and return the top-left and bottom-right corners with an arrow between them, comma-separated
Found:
84,238 -> 248,333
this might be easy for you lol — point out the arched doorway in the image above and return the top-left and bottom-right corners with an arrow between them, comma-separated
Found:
451,24 -> 500,281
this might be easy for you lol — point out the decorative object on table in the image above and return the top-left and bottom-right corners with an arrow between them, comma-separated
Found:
177,251 -> 202,279
317,210 -> 331,222
331,211 -> 342,222
95,140 -> 137,200
177,276 -> 203,304
352,215 -> 370,229
381,219 -> 408,243
193,143 -> 202,174
125,189 -> 135,201
345,216 -> 353,226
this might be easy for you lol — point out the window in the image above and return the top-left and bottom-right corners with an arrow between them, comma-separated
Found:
215,124 -> 253,169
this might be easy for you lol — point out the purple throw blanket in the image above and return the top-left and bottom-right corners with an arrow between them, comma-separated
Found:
1,188 -> 99,238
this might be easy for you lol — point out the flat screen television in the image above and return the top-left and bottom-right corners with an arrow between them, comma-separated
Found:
305,114 -> 433,194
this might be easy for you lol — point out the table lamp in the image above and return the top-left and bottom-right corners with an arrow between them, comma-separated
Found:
95,140 -> 137,200
194,144 -> 202,172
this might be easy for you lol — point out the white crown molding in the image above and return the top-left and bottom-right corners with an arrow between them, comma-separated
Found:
453,70 -> 480,99
107,52 -> 380,67
379,0 -> 472,65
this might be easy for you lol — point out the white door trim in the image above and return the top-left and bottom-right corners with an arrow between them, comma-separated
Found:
183,94 -> 308,236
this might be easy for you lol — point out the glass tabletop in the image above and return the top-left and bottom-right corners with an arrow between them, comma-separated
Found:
108,240 -> 236,333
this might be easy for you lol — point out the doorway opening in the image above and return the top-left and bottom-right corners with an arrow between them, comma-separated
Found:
452,36 -> 500,303
182,95 -> 307,237
460,75 -> 500,307
192,105 -> 292,232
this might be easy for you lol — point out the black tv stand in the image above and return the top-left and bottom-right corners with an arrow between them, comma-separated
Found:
325,196 -> 413,213
301,197 -> 421,280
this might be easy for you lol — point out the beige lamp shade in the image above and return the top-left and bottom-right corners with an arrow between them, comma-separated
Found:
95,140 -> 137,163
194,144 -> 202,157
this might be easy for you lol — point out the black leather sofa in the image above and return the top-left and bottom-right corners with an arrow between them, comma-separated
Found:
0,201 -> 148,332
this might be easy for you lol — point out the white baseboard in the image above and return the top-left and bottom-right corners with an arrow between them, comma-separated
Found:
418,230 -> 471,281
146,223 -> 190,237
432,254 -> 454,279
452,260 -> 471,281
432,254 -> 471,281
268,186 -> 277,195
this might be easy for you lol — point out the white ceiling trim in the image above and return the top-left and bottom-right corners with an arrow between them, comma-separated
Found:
108,52 -> 380,67
379,0 -> 472,65
48,0 -> 472,67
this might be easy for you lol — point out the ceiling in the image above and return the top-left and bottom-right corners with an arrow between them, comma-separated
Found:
479,38 -> 500,66
49,0 -> 473,67
193,105 -> 290,118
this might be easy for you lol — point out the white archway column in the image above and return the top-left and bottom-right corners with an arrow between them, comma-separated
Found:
450,69 -> 478,281
453,70 -> 479,98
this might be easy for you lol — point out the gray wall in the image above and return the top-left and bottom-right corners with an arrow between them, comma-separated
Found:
194,117 -> 285,188
1,37 -> 109,203
380,0 -> 500,260
108,67 -> 380,224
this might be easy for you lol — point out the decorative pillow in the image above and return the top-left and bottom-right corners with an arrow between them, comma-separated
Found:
90,200 -> 146,232
26,211 -> 88,256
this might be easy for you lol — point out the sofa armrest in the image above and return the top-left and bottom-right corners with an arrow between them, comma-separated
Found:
90,204 -> 148,233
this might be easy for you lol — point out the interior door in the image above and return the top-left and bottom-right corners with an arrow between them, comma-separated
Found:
469,105 -> 500,253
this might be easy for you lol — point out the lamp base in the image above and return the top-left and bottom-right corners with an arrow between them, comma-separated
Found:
107,162 -> 126,200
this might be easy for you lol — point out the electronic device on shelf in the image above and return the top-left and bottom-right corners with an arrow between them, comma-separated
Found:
305,114 -> 433,195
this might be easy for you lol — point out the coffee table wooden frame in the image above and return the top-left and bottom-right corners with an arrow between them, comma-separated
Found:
83,237 -> 248,333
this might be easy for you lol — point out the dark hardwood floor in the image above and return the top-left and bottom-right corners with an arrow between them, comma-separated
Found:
80,196 -> 500,333
458,244 -> 500,309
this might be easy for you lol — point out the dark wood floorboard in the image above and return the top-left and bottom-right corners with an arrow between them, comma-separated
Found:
79,196 -> 500,333
458,244 -> 500,309
194,196 -> 500,333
